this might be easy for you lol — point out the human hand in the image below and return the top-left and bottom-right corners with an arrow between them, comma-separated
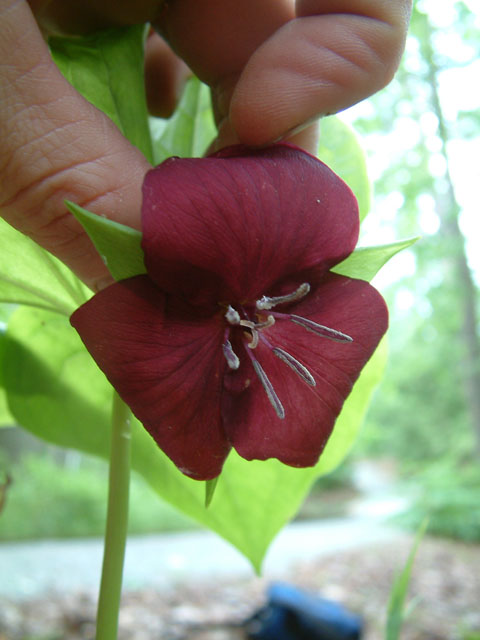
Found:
0,0 -> 411,291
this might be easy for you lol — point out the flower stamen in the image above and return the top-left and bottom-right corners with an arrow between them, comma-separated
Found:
290,314 -> 353,343
272,347 -> 316,387
222,284 -> 352,418
223,338 -> 240,370
256,283 -> 310,310
225,305 -> 241,325
245,348 -> 285,419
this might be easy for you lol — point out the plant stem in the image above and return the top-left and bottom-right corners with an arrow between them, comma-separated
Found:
96,392 -> 132,640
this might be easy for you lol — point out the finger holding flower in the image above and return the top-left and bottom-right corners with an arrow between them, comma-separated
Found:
1,0 -> 411,292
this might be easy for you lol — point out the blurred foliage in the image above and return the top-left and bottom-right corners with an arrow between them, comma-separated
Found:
0,446 -> 355,539
394,461 -> 480,542
357,307 -> 475,463
351,0 -> 480,474
311,459 -> 354,492
0,451 -> 196,541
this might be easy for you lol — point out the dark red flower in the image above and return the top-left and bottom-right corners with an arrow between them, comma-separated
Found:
71,144 -> 388,481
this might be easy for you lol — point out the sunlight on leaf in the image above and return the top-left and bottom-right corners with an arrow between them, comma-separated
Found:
333,237 -> 420,282
0,219 -> 89,315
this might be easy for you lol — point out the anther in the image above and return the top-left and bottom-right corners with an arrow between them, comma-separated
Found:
249,356 -> 285,419
223,339 -> 240,369
290,314 -> 353,343
225,305 -> 241,325
256,283 -> 310,310
272,347 -> 316,387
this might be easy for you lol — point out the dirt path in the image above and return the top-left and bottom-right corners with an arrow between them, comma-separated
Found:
1,535 -> 479,639
0,517 -> 403,599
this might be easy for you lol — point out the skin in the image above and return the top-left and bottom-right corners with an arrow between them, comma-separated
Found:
0,0 -> 412,292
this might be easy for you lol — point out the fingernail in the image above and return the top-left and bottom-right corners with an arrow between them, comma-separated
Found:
273,115 -> 321,144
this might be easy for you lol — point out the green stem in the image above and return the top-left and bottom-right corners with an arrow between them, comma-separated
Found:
96,392 -> 132,640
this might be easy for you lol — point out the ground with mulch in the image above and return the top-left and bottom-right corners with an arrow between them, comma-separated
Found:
1,535 -> 479,640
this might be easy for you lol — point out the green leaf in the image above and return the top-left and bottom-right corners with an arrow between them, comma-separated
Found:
386,519 -> 428,640
0,387 -> 13,428
65,201 -> 146,281
3,307 -> 386,570
315,337 -> 387,476
0,314 -> 14,427
3,310 -> 112,454
49,26 -> 153,163
318,116 -> 371,221
333,237 -> 420,282
151,77 -> 216,163
0,218 -> 89,315
205,478 -> 218,508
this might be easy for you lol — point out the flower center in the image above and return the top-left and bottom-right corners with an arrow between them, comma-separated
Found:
221,282 -> 353,419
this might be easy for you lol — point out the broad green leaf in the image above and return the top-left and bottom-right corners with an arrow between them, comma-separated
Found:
0,218 -> 89,315
318,117 -> 371,221
315,337 -> 387,476
3,306 -> 385,570
0,317 -> 14,427
386,520 -> 428,640
333,237 -> 419,281
65,201 -> 146,281
151,77 -> 216,163
49,26 -> 153,163
3,310 -> 111,454
0,394 -> 13,427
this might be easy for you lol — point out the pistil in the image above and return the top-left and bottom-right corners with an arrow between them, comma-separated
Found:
239,315 -> 275,349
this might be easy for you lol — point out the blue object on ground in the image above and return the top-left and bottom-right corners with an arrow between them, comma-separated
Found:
245,582 -> 363,640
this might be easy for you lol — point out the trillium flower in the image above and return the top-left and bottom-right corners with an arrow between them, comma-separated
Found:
71,144 -> 388,481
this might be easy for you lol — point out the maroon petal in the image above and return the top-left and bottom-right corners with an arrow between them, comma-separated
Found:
71,276 -> 230,480
141,144 -> 359,306
222,273 -> 388,467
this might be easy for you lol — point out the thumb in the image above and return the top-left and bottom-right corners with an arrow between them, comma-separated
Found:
0,0 -> 150,291
230,0 -> 411,146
